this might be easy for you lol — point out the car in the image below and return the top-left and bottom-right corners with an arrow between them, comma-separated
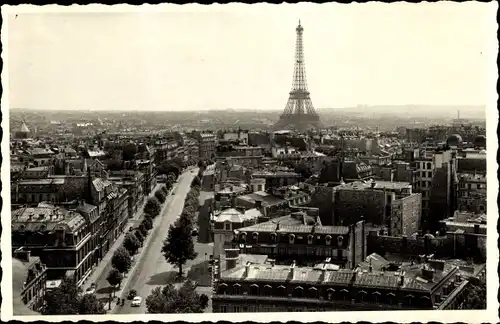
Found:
84,287 -> 96,295
127,289 -> 137,300
131,296 -> 142,307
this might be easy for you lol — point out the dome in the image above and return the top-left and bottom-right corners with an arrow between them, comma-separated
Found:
446,134 -> 463,147
473,135 -> 486,148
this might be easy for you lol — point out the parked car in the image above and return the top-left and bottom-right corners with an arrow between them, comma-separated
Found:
127,289 -> 137,300
131,296 -> 142,307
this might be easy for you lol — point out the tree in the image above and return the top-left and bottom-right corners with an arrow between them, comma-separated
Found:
158,162 -> 181,177
184,196 -> 199,210
197,160 -> 206,168
124,233 -> 141,255
79,294 -> 105,314
183,205 -> 196,218
155,190 -> 167,203
142,216 -> 153,230
106,268 -> 123,296
145,281 -> 207,314
122,143 -> 138,161
111,247 -> 132,273
144,197 -> 161,218
462,278 -> 486,309
162,222 -> 197,277
294,162 -> 313,179
43,277 -> 80,315
134,229 -> 144,243
192,176 -> 201,187
168,172 -> 177,181
161,185 -> 170,194
199,294 -> 209,309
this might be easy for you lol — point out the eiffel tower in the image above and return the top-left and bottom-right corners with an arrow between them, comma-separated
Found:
273,20 -> 322,132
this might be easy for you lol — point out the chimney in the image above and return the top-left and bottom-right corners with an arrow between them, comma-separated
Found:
399,271 -> 405,286
290,261 -> 296,278
244,261 -> 251,278
474,224 -> 480,234
225,248 -> 239,270
254,199 -> 262,209
369,258 -> 373,273
428,259 -> 445,272
231,195 -> 237,209
422,267 -> 435,282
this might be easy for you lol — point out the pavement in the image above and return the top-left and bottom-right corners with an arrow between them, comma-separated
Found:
114,167 -> 202,314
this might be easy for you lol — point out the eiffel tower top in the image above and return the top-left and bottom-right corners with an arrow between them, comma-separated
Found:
274,20 -> 322,132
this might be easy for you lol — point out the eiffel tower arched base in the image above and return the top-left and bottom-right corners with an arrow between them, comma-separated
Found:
273,114 -> 322,132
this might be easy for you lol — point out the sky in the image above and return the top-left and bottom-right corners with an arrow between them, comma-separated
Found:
5,3 -> 498,111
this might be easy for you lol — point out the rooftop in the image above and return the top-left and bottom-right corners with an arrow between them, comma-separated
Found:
216,207 -> 262,223
237,220 -> 349,236
336,180 -> 411,191
12,206 -> 86,233
237,191 -> 286,206
220,261 -> 441,292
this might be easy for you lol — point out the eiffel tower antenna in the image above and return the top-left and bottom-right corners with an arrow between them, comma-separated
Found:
274,20 -> 322,132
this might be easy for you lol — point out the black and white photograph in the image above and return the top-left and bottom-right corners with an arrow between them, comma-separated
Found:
1,3 -> 498,322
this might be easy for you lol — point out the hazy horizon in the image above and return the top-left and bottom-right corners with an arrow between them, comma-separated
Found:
5,3 -> 497,112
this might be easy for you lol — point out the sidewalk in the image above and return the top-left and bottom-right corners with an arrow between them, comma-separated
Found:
81,182 -> 164,293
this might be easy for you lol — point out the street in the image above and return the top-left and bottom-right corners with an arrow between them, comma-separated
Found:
114,168 -> 201,314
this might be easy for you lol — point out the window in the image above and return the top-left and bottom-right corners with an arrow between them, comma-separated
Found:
233,306 -> 242,313
233,284 -> 241,295
307,235 -> 313,245
427,171 -> 432,178
427,162 -> 432,170
325,235 -> 332,246
289,234 -> 295,244
224,222 -> 231,231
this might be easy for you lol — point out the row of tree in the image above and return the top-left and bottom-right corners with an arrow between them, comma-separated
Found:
107,183 -> 174,298
148,173 -> 207,313
161,175 -> 201,277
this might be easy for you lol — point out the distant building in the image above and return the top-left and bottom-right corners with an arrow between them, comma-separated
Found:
332,180 -> 421,237
191,131 -> 217,161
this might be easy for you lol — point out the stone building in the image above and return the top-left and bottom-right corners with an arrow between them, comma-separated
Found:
456,173 -> 486,214
212,251 -> 471,312
332,180 -> 421,237
12,248 -> 47,315
11,205 -> 98,285
233,219 -> 366,269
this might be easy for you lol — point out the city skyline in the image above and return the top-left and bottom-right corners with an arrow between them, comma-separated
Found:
5,3 -> 497,112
